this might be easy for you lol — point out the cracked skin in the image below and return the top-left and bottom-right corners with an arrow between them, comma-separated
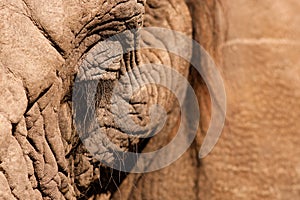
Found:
0,0 -> 300,199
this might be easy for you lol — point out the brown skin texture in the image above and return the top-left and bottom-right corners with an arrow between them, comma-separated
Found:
1,0 -> 300,200
0,0 -> 192,199
0,0 -> 147,199
117,0 -> 300,200
187,0 -> 300,199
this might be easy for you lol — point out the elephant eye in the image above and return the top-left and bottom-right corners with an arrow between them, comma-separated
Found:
76,39 -> 124,81
72,20 -> 146,166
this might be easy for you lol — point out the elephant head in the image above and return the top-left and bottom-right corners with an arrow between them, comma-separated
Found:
0,0 -> 193,199
1,0 -> 299,200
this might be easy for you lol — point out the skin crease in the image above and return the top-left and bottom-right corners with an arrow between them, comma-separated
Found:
0,0 -> 300,200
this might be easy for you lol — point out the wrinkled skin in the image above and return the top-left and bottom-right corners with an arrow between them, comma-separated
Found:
0,0 -> 300,200
0,0 -> 191,199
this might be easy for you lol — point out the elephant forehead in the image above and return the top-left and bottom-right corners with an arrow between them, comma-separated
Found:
17,0 -> 145,54
0,0 -> 145,103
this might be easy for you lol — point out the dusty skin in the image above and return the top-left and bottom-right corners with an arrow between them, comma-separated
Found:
0,0 -> 300,199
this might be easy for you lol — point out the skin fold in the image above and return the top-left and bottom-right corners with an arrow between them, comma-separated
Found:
0,0 -> 299,200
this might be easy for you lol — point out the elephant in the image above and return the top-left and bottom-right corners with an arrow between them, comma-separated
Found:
0,0 -> 299,199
